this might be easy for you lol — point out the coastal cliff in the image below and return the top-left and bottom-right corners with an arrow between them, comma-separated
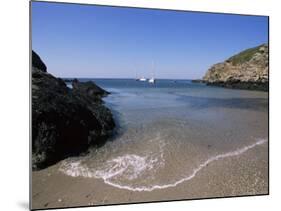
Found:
32,51 -> 115,170
203,44 -> 269,91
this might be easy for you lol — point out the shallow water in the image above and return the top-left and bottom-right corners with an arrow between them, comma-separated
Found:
60,79 -> 268,192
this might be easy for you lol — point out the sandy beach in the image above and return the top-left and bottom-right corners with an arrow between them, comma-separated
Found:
32,138 -> 268,209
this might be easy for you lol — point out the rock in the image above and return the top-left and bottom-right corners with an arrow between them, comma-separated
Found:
32,51 -> 47,72
202,44 -> 268,91
72,78 -> 110,98
71,79 -> 115,140
32,51 -> 115,170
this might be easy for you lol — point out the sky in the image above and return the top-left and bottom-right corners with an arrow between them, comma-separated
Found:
32,2 -> 268,79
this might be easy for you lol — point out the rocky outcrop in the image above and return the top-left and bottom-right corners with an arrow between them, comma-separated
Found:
32,50 -> 115,170
72,79 -> 110,97
203,44 -> 269,91
32,51 -> 47,72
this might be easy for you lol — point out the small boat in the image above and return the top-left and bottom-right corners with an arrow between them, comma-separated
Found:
148,77 -> 155,83
148,61 -> 156,84
138,77 -> 147,82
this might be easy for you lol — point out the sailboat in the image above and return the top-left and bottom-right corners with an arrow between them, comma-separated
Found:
148,61 -> 156,83
136,76 -> 147,81
135,69 -> 147,81
148,77 -> 155,83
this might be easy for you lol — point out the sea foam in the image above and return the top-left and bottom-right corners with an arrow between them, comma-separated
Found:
59,138 -> 267,192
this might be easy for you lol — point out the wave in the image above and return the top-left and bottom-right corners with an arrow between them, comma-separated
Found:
59,138 -> 267,192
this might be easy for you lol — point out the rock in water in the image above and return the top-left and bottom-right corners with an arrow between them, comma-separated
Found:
72,78 -> 110,98
71,79 -> 115,139
32,50 -> 115,170
203,44 -> 269,91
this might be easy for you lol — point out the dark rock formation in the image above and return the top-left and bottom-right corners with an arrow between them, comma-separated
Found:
32,50 -> 115,170
32,51 -> 47,72
71,79 -> 114,140
203,44 -> 269,91
72,78 -> 110,97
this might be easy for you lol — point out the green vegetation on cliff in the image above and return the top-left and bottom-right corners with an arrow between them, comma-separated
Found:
227,44 -> 268,65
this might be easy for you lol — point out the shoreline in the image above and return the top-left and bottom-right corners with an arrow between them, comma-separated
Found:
32,139 -> 268,209
191,80 -> 268,92
204,81 -> 268,92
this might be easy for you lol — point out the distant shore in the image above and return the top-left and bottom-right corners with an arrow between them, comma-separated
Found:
200,44 -> 268,91
192,79 -> 268,91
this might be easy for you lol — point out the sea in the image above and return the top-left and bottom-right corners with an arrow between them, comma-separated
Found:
60,79 -> 268,192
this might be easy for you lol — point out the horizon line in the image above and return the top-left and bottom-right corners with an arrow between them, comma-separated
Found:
59,77 -> 201,80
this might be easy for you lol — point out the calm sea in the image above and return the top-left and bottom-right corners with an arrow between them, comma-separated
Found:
61,78 -> 268,191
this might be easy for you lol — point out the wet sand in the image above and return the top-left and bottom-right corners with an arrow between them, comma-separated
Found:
32,138 -> 268,209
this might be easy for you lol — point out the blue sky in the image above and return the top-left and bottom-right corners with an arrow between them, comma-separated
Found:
32,2 -> 268,79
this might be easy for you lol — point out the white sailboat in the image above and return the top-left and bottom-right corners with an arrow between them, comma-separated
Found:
148,77 -> 155,83
148,61 -> 156,83
135,69 -> 147,81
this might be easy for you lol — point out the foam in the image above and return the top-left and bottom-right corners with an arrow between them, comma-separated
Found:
95,154 -> 152,180
59,138 -> 267,192
60,134 -> 165,180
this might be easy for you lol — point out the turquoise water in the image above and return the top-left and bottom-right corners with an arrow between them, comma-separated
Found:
60,79 -> 268,191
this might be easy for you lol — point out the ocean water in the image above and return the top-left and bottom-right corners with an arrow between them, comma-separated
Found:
60,79 -> 268,192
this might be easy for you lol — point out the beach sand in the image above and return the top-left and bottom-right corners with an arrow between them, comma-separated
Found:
31,140 -> 268,209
